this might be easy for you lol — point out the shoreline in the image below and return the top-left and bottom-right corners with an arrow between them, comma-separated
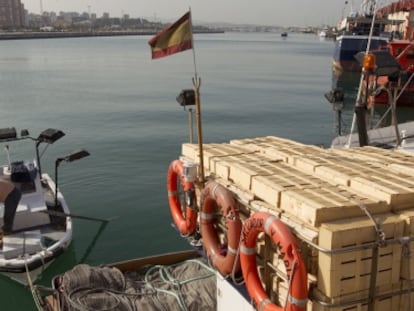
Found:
0,30 -> 224,40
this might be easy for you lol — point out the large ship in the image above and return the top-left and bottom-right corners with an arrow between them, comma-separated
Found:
333,0 -> 401,72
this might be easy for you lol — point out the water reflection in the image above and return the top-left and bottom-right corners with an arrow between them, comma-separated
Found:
327,70 -> 360,137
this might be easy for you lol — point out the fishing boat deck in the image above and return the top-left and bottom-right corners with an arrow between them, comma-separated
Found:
181,135 -> 414,310
0,168 -> 70,276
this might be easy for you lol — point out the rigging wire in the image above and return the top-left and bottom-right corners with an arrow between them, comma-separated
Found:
346,0 -> 379,147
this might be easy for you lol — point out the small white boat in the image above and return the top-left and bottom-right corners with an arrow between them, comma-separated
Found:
0,127 -> 89,284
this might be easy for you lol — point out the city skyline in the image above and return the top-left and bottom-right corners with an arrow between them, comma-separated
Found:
21,0 -> 377,27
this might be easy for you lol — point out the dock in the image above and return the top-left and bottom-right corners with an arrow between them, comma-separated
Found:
0,29 -> 224,40
181,135 -> 414,310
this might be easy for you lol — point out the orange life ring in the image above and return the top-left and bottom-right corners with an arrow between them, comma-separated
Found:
240,212 -> 308,311
167,160 -> 197,236
200,181 -> 242,276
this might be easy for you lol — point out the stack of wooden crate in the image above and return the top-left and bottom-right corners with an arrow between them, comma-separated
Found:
180,136 -> 414,310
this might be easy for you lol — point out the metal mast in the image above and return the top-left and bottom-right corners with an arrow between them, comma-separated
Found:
361,0 -> 376,16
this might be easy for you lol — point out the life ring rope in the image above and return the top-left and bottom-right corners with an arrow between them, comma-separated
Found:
200,211 -> 215,221
258,299 -> 272,311
200,181 -> 242,277
227,246 -> 238,255
240,211 -> 308,311
211,182 -> 220,198
239,244 -> 256,255
167,160 -> 198,236
286,259 -> 307,308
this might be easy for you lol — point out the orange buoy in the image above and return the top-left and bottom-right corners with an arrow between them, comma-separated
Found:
167,160 -> 197,236
200,181 -> 242,276
240,212 -> 308,311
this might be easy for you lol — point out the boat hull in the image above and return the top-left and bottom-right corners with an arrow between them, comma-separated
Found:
374,87 -> 414,107
333,35 -> 388,72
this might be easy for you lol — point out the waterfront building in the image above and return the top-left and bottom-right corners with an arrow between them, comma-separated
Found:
0,0 -> 24,29
377,0 -> 414,39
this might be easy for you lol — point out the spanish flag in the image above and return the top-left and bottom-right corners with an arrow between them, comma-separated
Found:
148,11 -> 193,59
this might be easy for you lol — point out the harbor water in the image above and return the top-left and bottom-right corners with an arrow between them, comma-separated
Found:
0,32 -> 340,310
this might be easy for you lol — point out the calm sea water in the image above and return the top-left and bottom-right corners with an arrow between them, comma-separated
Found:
0,32 -> 339,310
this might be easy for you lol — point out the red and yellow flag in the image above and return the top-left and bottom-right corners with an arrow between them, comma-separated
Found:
148,11 -> 193,59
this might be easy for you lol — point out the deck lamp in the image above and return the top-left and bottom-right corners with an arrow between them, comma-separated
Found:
36,128 -> 65,176
37,128 -> 65,144
54,149 -> 90,208
176,89 -> 195,107
363,53 -> 376,72
355,50 -> 401,77
177,89 -> 196,143
324,88 -> 345,135
324,87 -> 344,106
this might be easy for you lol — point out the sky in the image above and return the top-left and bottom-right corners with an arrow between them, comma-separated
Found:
23,0 -> 394,27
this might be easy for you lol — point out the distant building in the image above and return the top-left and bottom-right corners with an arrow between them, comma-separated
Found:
0,0 -> 24,29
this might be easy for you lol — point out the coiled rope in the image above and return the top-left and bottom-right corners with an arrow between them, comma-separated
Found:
143,259 -> 216,311
54,258 -> 215,311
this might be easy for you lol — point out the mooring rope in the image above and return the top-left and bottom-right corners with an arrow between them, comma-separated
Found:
59,258 -> 215,311
144,259 -> 216,311
25,257 -> 44,311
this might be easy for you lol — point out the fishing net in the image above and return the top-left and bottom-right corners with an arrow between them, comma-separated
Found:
57,258 -> 216,311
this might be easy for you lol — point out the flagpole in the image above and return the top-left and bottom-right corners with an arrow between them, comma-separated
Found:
189,8 -> 205,187
192,77 -> 205,187
148,9 -> 205,186
189,8 -> 199,81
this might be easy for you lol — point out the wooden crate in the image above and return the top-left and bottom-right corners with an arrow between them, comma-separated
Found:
350,173 -> 414,210
313,160 -> 385,187
280,186 -> 389,227
329,146 -> 414,166
181,143 -> 254,171
212,153 -> 276,183
271,274 -> 402,311
318,213 -> 404,298
230,140 -> 291,162
230,136 -> 323,164
292,155 -> 335,175
230,135 -> 308,150
181,143 -> 219,162
396,208 -> 414,280
309,283 -> 401,311
399,280 -> 414,311
251,165 -> 323,207
280,211 -> 319,243
262,146 -> 322,165
388,163 -> 414,177
213,155 -> 246,181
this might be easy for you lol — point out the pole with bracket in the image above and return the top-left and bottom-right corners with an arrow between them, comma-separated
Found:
192,77 -> 205,187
